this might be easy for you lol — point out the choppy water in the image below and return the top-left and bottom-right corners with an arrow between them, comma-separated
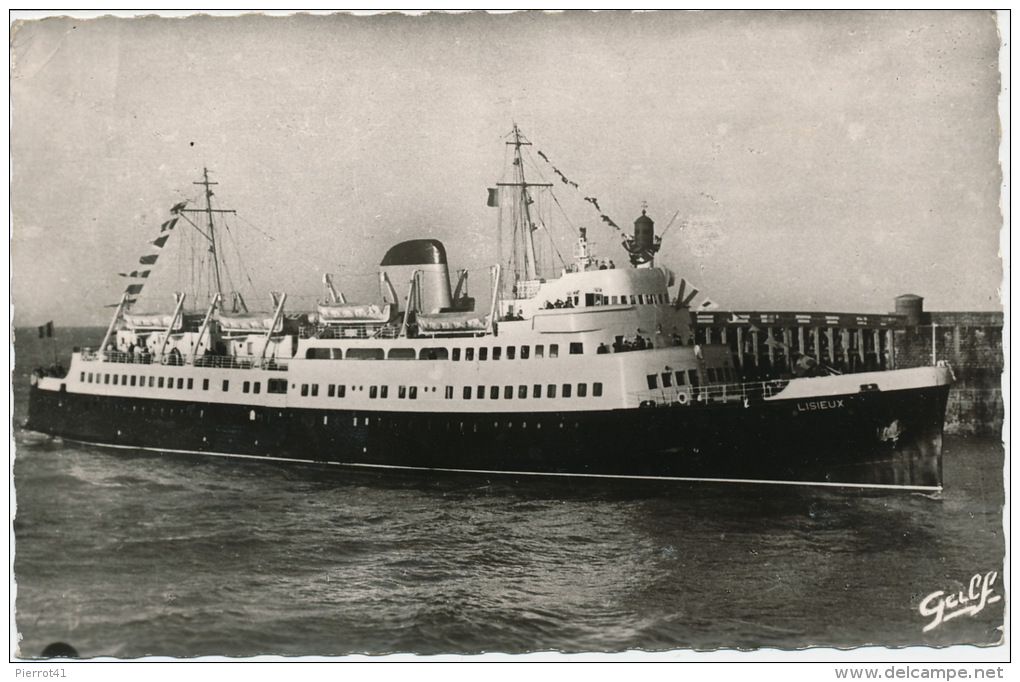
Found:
11,329 -> 1006,658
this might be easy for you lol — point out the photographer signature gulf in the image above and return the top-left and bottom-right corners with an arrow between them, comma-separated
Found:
918,571 -> 1002,633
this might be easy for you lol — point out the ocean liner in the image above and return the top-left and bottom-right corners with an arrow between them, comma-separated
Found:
26,127 -> 953,490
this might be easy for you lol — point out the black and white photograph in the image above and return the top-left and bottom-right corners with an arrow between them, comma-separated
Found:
10,9 -> 1007,672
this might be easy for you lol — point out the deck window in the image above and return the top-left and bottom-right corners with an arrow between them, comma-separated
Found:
549,344 -> 559,358
452,348 -> 461,361
388,348 -> 416,360
493,347 -> 501,360
465,348 -> 475,361
477,385 -> 484,398
661,372 -> 673,388
520,345 -> 530,359
268,379 -> 287,394
203,378 -> 210,391
328,384 -> 336,397
370,386 -> 378,399
158,377 -> 164,388
547,384 -> 556,398
562,384 -> 572,398
380,385 -> 388,399
674,371 -> 686,386
130,376 -> 137,387
518,385 -> 527,399
399,385 -> 407,399
177,378 -> 184,389
593,382 -> 603,397
445,386 -> 454,399
463,386 -> 472,399
253,381 -> 261,394
479,347 -> 488,361
80,372 -> 85,382
347,348 -> 384,360
409,386 -> 417,399
535,345 -> 544,358
646,374 -> 658,390
533,384 -> 542,398
420,347 -> 449,360
337,385 -> 346,398
243,381 -> 251,393
187,378 -> 194,390
490,386 -> 499,399
222,380 -> 229,392
88,373 -> 93,383
569,343 -> 583,355
504,386 -> 513,399
507,346 -> 516,360
301,384 -> 309,397
113,375 -> 119,385
306,348 -> 331,359
311,384 -> 319,397
688,370 -> 700,387
578,383 -> 587,397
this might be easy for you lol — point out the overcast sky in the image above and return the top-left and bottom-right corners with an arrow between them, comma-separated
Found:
10,10 -> 1005,326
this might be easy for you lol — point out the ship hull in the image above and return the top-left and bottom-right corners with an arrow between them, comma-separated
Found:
26,380 -> 950,490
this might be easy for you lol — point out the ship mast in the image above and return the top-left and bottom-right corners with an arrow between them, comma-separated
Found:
497,125 -> 552,284
179,168 -> 236,302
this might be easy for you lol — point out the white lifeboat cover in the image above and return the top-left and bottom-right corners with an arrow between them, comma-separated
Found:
123,312 -> 184,330
318,302 -> 391,322
417,311 -> 489,332
216,312 -> 283,333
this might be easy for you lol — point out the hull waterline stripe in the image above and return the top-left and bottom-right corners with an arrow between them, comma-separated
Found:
53,435 -> 943,493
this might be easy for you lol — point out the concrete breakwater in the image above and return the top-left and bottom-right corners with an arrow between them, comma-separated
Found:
691,295 -> 1003,435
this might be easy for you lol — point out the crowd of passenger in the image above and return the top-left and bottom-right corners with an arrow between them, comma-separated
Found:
595,335 -> 655,354
32,362 -> 66,379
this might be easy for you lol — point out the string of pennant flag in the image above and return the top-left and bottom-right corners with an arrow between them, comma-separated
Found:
488,148 -> 624,234
116,202 -> 187,304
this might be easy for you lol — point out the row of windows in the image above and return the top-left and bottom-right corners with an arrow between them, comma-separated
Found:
82,371 -> 291,396
300,382 -> 605,400
306,343 -> 584,361
599,293 -> 669,306
84,371 -> 197,391
556,292 -> 669,307
81,371 -> 606,402
646,367 -> 737,390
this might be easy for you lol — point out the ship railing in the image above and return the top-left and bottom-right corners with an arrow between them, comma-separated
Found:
79,348 -> 288,372
193,356 -> 290,371
632,379 -> 790,408
300,323 -> 404,340
512,279 -> 543,299
304,324 -> 385,340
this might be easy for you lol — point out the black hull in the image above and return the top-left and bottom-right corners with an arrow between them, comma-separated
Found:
25,382 -> 951,490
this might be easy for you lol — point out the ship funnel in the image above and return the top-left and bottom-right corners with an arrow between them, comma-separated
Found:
380,239 -> 453,313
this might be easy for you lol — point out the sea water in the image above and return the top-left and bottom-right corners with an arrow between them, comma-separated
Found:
11,329 -> 1005,658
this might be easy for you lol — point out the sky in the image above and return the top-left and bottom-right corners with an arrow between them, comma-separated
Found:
10,10 -> 1006,327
